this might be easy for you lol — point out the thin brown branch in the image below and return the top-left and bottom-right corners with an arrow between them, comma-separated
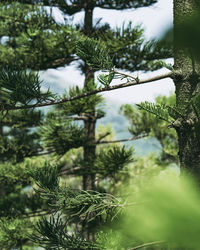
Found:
114,70 -> 138,80
65,115 -> 89,121
27,135 -> 147,158
96,132 -> 111,143
1,72 -> 173,111
129,241 -> 166,250
96,134 -> 148,145
59,166 -> 82,176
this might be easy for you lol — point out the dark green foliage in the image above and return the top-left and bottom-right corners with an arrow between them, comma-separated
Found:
0,192 -> 45,218
29,162 -> 59,192
0,109 -> 43,128
94,0 -> 158,9
40,115 -> 86,155
0,218 -> 32,249
30,215 -> 100,249
76,37 -> 113,71
0,66 -> 48,248
96,146 -> 134,178
0,162 -> 30,188
77,22 -> 173,72
0,161 -> 49,217
104,23 -> 173,71
0,128 -> 40,162
18,0 -> 158,15
0,2 -> 78,69
0,67 -> 54,107
0,1 -> 169,73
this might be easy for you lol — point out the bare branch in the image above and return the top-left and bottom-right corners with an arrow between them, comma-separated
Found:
96,134 -> 148,145
114,70 -> 138,81
27,134 -> 147,158
65,115 -> 89,121
96,132 -> 111,143
59,166 -> 82,176
0,72 -> 173,111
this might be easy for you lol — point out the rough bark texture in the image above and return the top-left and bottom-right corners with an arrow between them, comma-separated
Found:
173,0 -> 200,177
82,0 -> 96,240
82,0 -> 96,192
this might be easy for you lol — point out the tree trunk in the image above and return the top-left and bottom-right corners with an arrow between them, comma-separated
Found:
82,0 -> 96,191
173,0 -> 200,177
82,0 -> 96,240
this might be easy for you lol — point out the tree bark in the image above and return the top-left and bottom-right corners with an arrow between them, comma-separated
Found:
173,0 -> 200,177
82,0 -> 96,240
82,0 -> 96,191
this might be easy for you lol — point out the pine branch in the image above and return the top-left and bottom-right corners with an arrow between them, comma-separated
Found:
31,134 -> 147,158
29,215 -> 100,249
30,163 -> 124,222
0,67 -> 54,107
96,134 -> 148,145
0,72 -> 173,111
137,102 -> 173,123
76,37 -> 113,70
113,70 -> 138,81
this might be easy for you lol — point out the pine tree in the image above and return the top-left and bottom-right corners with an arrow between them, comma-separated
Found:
0,0 -> 173,248
1,0 -> 199,249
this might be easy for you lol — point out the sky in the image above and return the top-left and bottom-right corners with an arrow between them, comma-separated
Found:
40,0 -> 174,104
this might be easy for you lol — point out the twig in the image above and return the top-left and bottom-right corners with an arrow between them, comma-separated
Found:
97,134 -> 148,145
65,115 -> 89,121
59,166 -> 82,176
96,132 -> 111,143
114,70 -> 138,81
0,72 -> 173,111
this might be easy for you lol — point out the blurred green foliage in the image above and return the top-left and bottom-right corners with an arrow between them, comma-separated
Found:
176,11 -> 200,61
162,9 -> 200,61
104,171 -> 200,249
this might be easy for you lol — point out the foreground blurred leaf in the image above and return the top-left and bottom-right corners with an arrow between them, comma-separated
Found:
106,172 -> 200,249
